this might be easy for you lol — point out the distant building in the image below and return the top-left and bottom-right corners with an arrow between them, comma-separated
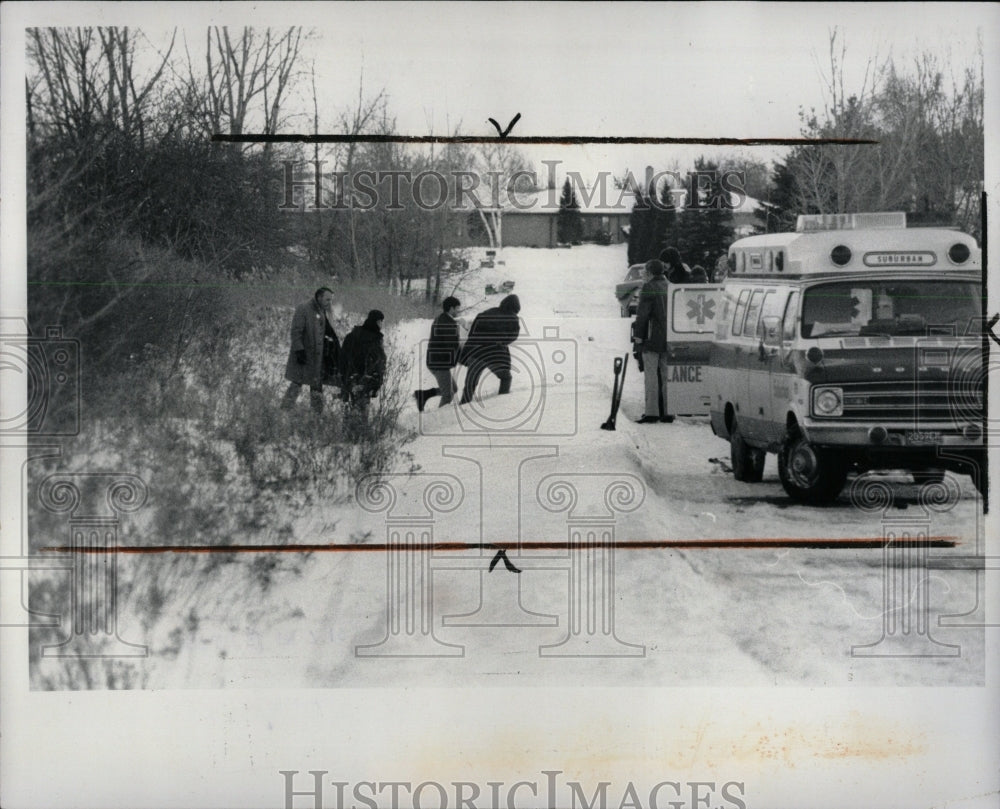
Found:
444,185 -> 768,248
447,186 -> 636,249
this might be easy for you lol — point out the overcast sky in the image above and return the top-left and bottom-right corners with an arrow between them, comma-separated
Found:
8,1 -> 993,187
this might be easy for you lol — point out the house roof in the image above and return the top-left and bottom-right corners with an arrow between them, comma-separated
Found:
454,182 -> 767,217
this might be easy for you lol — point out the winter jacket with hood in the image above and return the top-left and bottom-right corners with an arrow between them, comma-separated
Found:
339,314 -> 386,397
458,294 -> 521,373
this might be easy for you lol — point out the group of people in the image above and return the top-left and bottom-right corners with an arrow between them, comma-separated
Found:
281,287 -> 387,415
282,244 -> 701,425
414,293 -> 522,411
280,286 -> 524,416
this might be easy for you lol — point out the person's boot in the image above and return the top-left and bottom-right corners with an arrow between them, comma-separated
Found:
414,388 -> 439,412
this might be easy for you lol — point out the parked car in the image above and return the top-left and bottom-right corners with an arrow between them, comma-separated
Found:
616,263 -> 646,317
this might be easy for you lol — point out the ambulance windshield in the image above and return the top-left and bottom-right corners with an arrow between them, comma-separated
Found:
801,280 -> 981,338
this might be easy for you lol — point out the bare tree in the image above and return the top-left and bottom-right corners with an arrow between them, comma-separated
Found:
472,141 -> 536,251
27,27 -> 176,142
780,29 -> 983,239
183,27 -> 304,141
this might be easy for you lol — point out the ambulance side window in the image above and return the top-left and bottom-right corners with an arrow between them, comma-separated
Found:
741,289 -> 766,338
716,294 -> 732,340
731,289 -> 751,335
782,291 -> 800,342
758,290 -> 786,339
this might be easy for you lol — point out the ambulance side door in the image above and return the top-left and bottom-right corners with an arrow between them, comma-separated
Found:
770,289 -> 802,445
755,289 -> 790,445
724,287 -> 753,428
741,288 -> 771,440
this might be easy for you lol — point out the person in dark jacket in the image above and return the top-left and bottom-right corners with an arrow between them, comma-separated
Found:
339,310 -> 387,408
458,293 -> 520,405
281,287 -> 340,414
660,246 -> 691,284
414,296 -> 462,411
632,259 -> 673,423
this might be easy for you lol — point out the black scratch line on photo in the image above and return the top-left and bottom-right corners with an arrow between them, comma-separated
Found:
212,133 -> 880,146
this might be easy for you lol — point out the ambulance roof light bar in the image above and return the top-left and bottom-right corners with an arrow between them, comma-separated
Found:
795,212 -> 907,232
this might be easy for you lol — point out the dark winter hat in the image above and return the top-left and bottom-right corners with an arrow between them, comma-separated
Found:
365,309 -> 385,324
499,294 -> 521,314
660,247 -> 682,268
442,296 -> 461,311
645,259 -> 666,277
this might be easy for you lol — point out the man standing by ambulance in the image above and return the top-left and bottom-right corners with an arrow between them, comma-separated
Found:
632,259 -> 674,423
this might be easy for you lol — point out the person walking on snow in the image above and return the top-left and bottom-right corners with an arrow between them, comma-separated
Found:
633,259 -> 674,423
414,296 -> 462,411
458,293 -> 521,405
339,309 -> 387,409
281,287 -> 340,414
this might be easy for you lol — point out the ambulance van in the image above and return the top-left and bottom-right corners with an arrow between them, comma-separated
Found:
706,212 -> 985,503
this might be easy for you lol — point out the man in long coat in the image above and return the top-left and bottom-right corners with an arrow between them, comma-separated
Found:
414,296 -> 462,411
281,287 -> 340,414
458,293 -> 521,405
632,260 -> 674,423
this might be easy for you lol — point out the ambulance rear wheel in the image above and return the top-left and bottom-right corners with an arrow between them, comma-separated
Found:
778,433 -> 847,504
731,422 -> 765,483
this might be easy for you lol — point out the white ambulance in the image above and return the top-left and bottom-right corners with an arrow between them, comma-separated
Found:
706,212 -> 985,504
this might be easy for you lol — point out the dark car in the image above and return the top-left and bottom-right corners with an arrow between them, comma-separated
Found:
615,263 -> 646,317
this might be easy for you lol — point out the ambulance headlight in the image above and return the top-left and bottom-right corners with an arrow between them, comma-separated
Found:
813,386 -> 843,417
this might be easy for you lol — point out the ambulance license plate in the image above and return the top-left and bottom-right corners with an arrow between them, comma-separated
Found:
906,430 -> 941,445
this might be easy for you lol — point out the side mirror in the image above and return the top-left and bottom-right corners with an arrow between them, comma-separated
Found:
760,316 -> 782,347
758,316 -> 781,361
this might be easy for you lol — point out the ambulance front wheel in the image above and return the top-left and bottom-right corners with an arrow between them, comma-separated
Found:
730,422 -> 765,482
778,432 -> 848,504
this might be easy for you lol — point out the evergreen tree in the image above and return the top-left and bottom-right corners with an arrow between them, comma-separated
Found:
763,159 -> 804,232
676,157 -> 735,269
650,181 -> 678,258
627,186 -> 653,265
556,177 -> 583,244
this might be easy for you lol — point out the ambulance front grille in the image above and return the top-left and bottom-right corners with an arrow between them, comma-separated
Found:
838,380 -> 983,423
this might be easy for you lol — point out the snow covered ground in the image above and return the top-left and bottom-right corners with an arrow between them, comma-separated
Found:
91,244 -> 991,688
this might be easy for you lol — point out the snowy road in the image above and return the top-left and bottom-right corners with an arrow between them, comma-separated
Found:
133,244 -> 987,688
